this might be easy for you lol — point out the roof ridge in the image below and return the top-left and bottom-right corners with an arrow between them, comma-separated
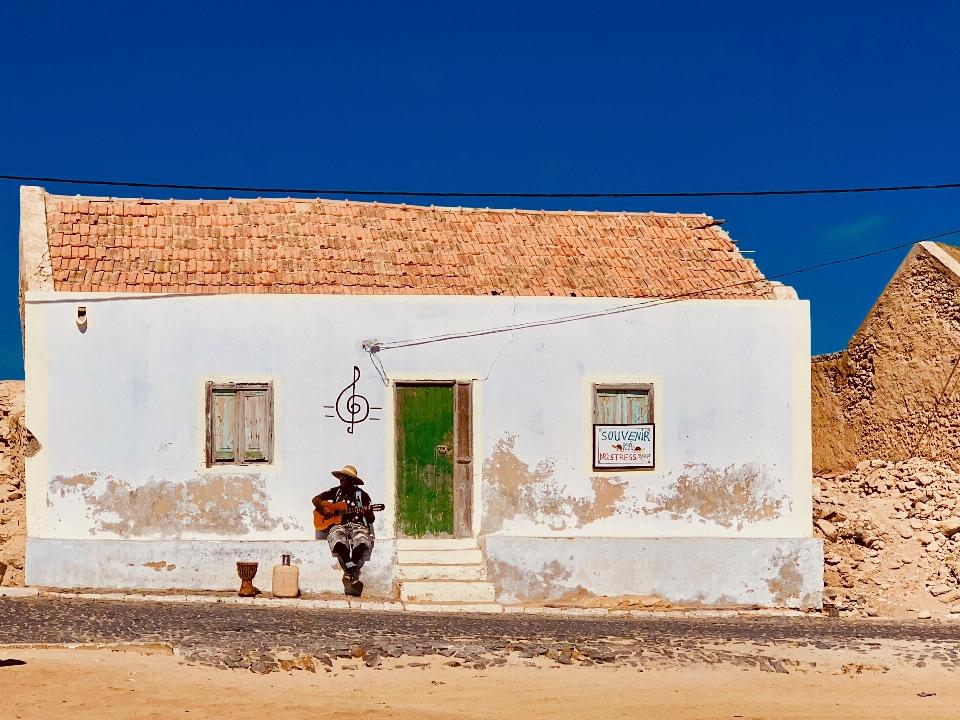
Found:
43,191 -> 716,220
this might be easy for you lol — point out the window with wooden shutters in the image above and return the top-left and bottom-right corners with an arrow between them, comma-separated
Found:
205,382 -> 274,466
593,384 -> 654,424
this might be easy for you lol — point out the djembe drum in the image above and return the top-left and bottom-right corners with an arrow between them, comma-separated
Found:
236,561 -> 259,597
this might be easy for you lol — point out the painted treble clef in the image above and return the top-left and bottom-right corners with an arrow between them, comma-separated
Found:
335,365 -> 370,434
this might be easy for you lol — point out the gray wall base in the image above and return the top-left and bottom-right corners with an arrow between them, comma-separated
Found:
484,536 -> 823,609
25,538 -> 398,598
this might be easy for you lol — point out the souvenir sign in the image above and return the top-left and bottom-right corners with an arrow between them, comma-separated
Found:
593,424 -> 655,469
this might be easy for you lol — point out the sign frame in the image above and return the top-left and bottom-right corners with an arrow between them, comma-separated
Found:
592,423 -> 656,470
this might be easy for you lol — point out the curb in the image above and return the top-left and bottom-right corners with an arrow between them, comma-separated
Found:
0,587 -> 39,598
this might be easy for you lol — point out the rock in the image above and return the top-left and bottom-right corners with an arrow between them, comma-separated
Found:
296,655 -> 316,672
865,607 -> 879,617
929,584 -> 953,596
817,519 -> 838,540
824,568 -> 842,586
896,524 -> 915,539
918,610 -> 932,619
916,531 -> 936,546
939,589 -> 960,604
939,518 -> 960,538
825,554 -> 842,565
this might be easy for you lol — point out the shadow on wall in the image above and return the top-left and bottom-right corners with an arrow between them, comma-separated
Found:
50,473 -> 300,537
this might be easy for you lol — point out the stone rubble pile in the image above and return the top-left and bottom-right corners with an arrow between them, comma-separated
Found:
815,457 -> 960,618
0,381 -> 26,587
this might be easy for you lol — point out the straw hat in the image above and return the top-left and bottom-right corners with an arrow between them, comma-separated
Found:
331,465 -> 364,485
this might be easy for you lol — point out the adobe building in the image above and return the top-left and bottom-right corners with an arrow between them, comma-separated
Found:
813,241 -> 960,474
19,185 -> 821,609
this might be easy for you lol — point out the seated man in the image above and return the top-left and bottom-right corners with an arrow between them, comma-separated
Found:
312,465 -> 377,597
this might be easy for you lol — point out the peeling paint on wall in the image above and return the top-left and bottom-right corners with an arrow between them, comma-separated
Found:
644,463 -> 787,531
765,549 -> 816,609
484,536 -> 823,608
482,432 -> 629,531
50,473 -> 290,538
50,473 -> 96,495
143,561 -> 176,572
487,558 -> 575,603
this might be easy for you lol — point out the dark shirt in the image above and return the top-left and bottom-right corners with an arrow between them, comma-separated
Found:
312,485 -> 374,528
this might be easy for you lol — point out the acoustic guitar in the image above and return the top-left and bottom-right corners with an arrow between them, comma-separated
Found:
313,501 -> 385,532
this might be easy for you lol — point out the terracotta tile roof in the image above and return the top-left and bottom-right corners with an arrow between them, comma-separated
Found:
42,193 -> 776,298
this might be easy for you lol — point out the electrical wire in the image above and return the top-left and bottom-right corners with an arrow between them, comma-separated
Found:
4,173 -> 960,199
368,228 -> 960,352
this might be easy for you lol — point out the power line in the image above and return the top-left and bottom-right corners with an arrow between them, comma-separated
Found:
3,172 -> 960,199
370,228 -> 960,352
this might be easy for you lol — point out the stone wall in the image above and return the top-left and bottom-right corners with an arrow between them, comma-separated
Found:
0,381 -> 26,585
812,243 -> 960,473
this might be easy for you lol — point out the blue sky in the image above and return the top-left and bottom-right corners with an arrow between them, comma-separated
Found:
2,2 -> 959,378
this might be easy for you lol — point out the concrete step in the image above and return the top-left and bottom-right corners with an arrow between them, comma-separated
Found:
404,602 -> 503,614
397,548 -> 483,565
396,538 -> 479,551
400,580 -> 497,604
397,564 -> 487,581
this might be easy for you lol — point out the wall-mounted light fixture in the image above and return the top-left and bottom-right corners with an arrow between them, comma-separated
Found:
76,306 -> 87,332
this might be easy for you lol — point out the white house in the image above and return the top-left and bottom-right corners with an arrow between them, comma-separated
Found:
19,186 -> 822,608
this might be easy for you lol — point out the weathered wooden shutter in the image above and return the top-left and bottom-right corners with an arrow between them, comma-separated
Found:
206,382 -> 274,466
625,393 -> 650,424
453,381 -> 473,538
212,389 -> 237,462
242,390 -> 269,462
596,388 -> 651,424
596,392 -> 620,424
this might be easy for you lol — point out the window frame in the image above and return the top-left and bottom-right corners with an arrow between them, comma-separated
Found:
204,381 -> 275,468
592,383 -> 655,425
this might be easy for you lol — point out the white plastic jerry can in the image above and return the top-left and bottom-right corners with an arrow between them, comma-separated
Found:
272,554 -> 300,598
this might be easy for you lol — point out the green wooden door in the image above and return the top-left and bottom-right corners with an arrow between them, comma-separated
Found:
396,384 -> 455,538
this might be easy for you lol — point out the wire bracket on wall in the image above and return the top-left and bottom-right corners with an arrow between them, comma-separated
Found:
362,339 -> 389,386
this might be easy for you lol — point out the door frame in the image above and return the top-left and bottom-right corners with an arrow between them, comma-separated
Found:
382,374 -> 482,541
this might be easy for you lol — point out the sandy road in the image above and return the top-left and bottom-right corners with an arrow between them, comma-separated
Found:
1,646 -> 958,720
3,598 -> 960,718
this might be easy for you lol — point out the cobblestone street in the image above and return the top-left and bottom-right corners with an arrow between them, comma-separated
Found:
3,597 -> 959,675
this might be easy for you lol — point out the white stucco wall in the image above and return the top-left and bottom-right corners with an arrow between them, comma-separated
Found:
24,292 -> 811,547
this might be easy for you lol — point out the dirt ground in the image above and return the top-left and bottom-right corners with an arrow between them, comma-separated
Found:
1,646 -> 957,720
